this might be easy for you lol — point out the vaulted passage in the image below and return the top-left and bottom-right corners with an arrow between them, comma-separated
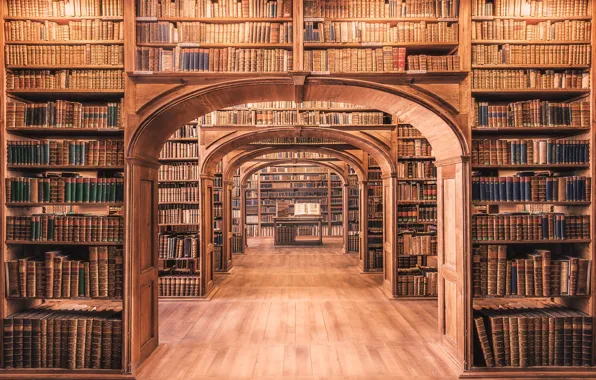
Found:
137,238 -> 459,380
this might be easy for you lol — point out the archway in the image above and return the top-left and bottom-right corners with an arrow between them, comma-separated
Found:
126,78 -> 469,372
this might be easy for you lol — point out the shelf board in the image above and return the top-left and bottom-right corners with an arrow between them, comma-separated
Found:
7,296 -> 123,301
6,127 -> 124,136
473,294 -> 590,300
472,164 -> 589,169
304,41 -> 458,51
472,39 -> 591,45
137,42 -> 293,49
6,240 -> 124,245
158,223 -> 200,226
4,16 -> 124,21
6,40 -> 124,45
7,165 -> 124,170
473,239 -> 591,244
471,15 -> 592,22
471,127 -> 590,135
136,17 -> 293,22
471,89 -> 590,100
7,89 -> 124,100
472,64 -> 589,69
158,179 -> 199,183
304,17 -> 459,23
6,202 -> 124,207
394,295 -> 438,299
158,157 -> 199,161
7,64 -> 124,69
462,366 -> 596,378
472,201 -> 591,206
166,137 -> 199,142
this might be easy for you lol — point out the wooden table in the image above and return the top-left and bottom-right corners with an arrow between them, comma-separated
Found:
273,216 -> 324,246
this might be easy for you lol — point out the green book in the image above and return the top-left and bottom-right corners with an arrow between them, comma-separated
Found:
83,178 -> 90,203
79,264 -> 85,296
47,217 -> 54,241
76,178 -> 83,202
64,179 -> 71,203
98,180 -> 104,202
90,180 -> 97,202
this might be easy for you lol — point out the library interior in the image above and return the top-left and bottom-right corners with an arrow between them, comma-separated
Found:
1,0 -> 595,379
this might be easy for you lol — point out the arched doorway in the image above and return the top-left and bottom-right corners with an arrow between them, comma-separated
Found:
125,78 -> 469,372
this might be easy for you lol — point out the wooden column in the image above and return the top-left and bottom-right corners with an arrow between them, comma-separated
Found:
382,173 -> 398,297
200,174 -> 216,297
220,179 -> 234,272
240,183 -> 248,253
359,180 -> 368,272
125,158 -> 159,371
342,182 -> 349,254
435,157 -> 470,372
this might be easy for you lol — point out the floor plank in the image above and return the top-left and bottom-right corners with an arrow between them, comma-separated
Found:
136,237 -> 458,380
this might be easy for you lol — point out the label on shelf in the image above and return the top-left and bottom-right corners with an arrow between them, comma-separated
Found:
133,70 -> 154,75
304,17 -> 324,22
311,71 -> 331,75
362,42 -> 383,47
136,17 -> 158,21
407,70 -> 427,74
178,42 -> 201,47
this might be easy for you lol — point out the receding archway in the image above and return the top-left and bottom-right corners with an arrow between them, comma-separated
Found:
126,78 -> 470,373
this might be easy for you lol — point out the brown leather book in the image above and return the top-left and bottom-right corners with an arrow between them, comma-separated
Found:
89,247 -> 99,298
111,318 -> 122,369
487,245 -> 498,296
474,316 -> 495,367
98,247 -> 109,297
101,319 -> 113,369
90,318 -> 102,369
4,318 -> 14,368
67,318 -> 77,370
44,251 -> 56,298
509,317 -> 519,367
496,245 -> 507,296
582,317 -> 592,366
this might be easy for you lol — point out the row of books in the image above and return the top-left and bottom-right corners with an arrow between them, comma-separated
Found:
304,47 -> 406,72
398,255 -> 430,268
4,20 -> 124,42
471,213 -> 590,241
261,174 -> 328,181
136,21 -> 293,44
472,245 -> 590,297
397,183 -> 438,200
304,0 -> 459,18
368,249 -> 383,270
159,141 -> 198,159
471,139 -> 590,166
397,124 -> 423,137
196,110 -> 388,125
471,20 -> 591,41
169,124 -> 198,138
6,215 -> 124,243
7,139 -> 124,167
4,306 -> 123,369
158,276 -> 201,297
5,247 -> 123,299
158,205 -> 200,225
473,100 -> 590,129
136,0 -> 292,18
398,205 -> 437,222
472,175 -> 591,202
471,0 -> 590,17
6,70 -> 125,90
231,235 -> 243,253
398,139 -> 433,156
471,70 -> 590,90
5,45 -> 124,66
397,233 -> 437,256
261,191 -> 326,198
275,225 -> 297,244
303,21 -> 459,43
397,267 -> 438,296
406,54 -> 460,71
261,166 -> 328,174
6,101 -> 123,130
473,302 -> 592,368
6,176 -> 125,203
135,47 -> 293,72
397,161 -> 437,179
158,184 -> 199,203
471,44 -> 591,66
6,0 -> 124,16
261,182 -> 327,189
347,234 -> 359,252
158,233 -> 199,259
253,137 -> 341,144
158,163 -> 198,181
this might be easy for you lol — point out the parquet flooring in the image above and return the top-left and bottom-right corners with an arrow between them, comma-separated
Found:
136,237 -> 459,380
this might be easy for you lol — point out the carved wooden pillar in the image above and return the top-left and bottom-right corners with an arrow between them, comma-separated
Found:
359,180 -> 368,272
200,174 -> 216,296
435,157 -> 470,372
219,179 -> 234,272
342,183 -> 349,254
239,183 -> 248,253
382,173 -> 398,297
125,157 -> 159,371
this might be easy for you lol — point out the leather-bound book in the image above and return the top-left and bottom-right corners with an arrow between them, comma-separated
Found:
509,317 -> 520,367
67,318 -> 77,369
518,316 -> 528,368
487,245 -> 498,295
582,317 -> 592,366
84,319 -> 93,368
76,318 -> 87,369
496,245 -> 507,296
89,247 -> 99,298
90,318 -> 102,369
44,251 -> 56,298
4,318 -> 14,368
111,318 -> 122,369
101,319 -> 113,369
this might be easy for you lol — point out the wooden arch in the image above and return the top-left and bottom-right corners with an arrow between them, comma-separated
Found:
201,126 -> 394,176
128,77 -> 468,164
240,159 -> 349,186
222,146 -> 366,184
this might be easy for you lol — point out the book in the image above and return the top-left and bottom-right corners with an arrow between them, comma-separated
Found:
5,19 -> 124,42
471,139 -> 590,166
6,70 -> 125,90
472,69 -> 590,90
137,0 -> 292,18
472,44 -> 591,66
6,0 -> 124,17
304,47 -> 407,72
6,45 -> 124,66
472,0 -> 589,17
304,0 -> 459,18
472,20 -> 591,42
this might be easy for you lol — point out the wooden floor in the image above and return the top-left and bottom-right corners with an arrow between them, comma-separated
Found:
137,237 -> 459,380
